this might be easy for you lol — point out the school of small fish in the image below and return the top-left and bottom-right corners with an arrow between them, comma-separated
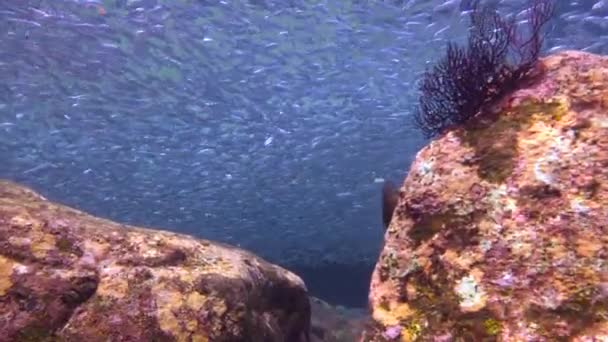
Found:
0,0 -> 606,268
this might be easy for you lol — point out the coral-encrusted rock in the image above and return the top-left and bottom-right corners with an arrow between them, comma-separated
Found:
0,181 -> 310,341
364,50 -> 608,341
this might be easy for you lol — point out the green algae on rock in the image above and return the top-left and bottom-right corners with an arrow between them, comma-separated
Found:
0,180 -> 311,341
364,50 -> 608,341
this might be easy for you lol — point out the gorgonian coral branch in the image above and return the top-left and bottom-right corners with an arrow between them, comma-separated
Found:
413,0 -> 554,138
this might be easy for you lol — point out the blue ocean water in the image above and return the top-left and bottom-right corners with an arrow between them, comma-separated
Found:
0,0 -> 606,307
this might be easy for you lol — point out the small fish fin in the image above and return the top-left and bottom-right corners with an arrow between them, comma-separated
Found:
382,180 -> 399,230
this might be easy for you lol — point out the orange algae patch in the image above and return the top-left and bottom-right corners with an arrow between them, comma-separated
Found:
0,256 -> 14,295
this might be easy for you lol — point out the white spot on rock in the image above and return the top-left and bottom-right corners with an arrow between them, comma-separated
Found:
570,197 -> 589,214
12,264 -> 29,274
455,275 -> 486,311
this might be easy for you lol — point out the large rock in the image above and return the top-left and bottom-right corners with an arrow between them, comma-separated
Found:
364,50 -> 608,341
0,180 -> 310,341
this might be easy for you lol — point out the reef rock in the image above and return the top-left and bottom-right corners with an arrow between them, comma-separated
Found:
364,50 -> 608,341
0,180 -> 310,341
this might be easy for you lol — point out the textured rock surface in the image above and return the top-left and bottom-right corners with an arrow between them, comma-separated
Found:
0,180 -> 310,341
363,50 -> 608,341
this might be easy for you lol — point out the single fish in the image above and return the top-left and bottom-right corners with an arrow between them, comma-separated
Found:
382,180 -> 399,230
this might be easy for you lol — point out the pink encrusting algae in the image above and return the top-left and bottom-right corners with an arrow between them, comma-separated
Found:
363,50 -> 608,341
0,181 -> 311,341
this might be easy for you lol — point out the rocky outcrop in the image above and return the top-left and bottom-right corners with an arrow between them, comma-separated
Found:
0,180 -> 310,341
364,50 -> 608,341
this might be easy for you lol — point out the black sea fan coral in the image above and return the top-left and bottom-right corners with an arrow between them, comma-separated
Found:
413,0 -> 554,138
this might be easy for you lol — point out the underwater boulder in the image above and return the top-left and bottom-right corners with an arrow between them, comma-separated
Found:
363,50 -> 608,341
0,180 -> 310,341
